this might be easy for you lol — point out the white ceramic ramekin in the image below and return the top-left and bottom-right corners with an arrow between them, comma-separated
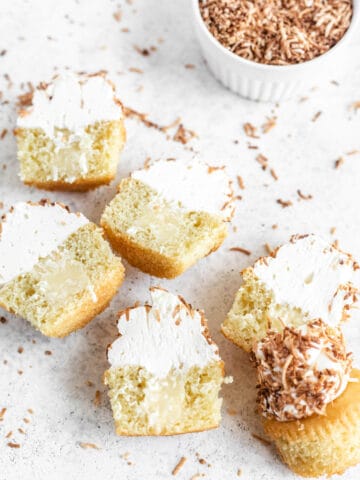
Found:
192,0 -> 360,102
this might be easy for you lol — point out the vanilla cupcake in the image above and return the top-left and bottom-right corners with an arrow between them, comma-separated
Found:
251,320 -> 360,477
101,159 -> 234,278
222,234 -> 358,351
0,201 -> 124,336
16,72 -> 126,190
104,287 -> 225,435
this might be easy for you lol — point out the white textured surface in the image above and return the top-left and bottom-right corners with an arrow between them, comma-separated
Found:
132,159 -> 234,219
108,288 -> 219,377
253,234 -> 357,328
0,1 -> 359,479
0,202 -> 88,285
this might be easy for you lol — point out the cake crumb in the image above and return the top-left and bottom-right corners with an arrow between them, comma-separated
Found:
330,227 -> 336,235
346,149 -> 359,156
252,433 -> 271,446
190,474 -> 205,480
272,224 -> 278,229
0,128 -> 7,139
237,468 -> 242,476
243,123 -> 259,138
0,408 -> 7,420
226,407 -> 238,415
256,154 -> 268,170
129,67 -> 143,74
335,157 -> 345,169
237,175 -> 245,189
185,64 -> 195,69
18,428 -> 26,435
264,243 -> 273,255
277,199 -> 293,208
7,442 -> 20,448
262,116 -> 277,134
23,418 -> 30,424
79,442 -> 100,450
17,346 -> 24,354
230,247 -> 251,256
172,456 -> 187,475
27,408 -> 34,415
93,390 -> 101,407
270,168 -> 278,180
173,124 -> 197,144
350,101 -> 360,111
113,10 -> 122,22
5,430 -> 12,438
311,111 -> 322,122
297,189 -> 313,200
44,350 -> 52,356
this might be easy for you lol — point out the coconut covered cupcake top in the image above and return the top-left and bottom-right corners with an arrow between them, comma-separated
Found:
251,319 -> 353,421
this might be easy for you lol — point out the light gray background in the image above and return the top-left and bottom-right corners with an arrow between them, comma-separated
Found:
0,1 -> 359,479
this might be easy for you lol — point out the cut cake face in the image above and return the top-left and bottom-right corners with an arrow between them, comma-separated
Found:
104,287 -> 225,435
222,234 -> 358,351
0,201 -> 124,337
101,159 -> 235,278
16,72 -> 126,190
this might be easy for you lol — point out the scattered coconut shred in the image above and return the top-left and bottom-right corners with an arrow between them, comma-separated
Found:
199,0 -> 352,65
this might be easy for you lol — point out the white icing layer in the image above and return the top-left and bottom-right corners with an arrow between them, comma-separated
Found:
108,288 -> 220,377
17,73 -> 122,137
131,159 -> 234,220
0,202 -> 88,285
253,234 -> 356,327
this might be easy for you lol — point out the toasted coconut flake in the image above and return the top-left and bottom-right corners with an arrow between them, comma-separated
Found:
172,456 -> 187,475
199,0 -> 352,65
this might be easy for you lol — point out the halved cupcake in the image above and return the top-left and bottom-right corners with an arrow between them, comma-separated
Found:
222,234 -> 358,351
104,287 -> 226,435
101,159 -> 234,278
0,201 -> 124,336
16,72 -> 126,191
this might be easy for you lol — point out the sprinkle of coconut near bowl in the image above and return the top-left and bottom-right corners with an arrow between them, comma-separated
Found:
192,0 -> 360,101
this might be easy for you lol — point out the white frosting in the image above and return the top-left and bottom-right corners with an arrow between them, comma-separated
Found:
108,288 -> 220,377
131,159 -> 234,220
253,234 -> 356,327
0,202 -> 88,285
17,73 -> 122,137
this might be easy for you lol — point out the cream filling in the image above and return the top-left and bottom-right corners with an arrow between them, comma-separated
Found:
143,374 -> 185,432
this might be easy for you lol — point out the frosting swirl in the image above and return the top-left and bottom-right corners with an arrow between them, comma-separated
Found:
251,320 -> 352,421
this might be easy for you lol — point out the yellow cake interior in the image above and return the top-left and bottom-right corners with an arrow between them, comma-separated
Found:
0,223 -> 124,337
101,177 -> 228,277
16,119 -> 126,186
222,268 -> 313,352
104,361 -> 224,435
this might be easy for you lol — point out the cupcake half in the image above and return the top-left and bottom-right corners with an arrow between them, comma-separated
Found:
16,72 -> 126,191
104,287 -> 225,435
101,158 -> 234,278
222,234 -> 358,351
0,201 -> 124,336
